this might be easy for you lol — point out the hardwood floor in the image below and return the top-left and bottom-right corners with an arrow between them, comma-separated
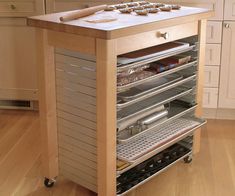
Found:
1,110 -> 235,196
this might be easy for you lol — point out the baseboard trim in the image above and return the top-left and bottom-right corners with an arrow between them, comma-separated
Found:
0,88 -> 38,100
203,108 -> 235,120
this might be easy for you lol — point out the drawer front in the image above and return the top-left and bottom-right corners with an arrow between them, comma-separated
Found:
205,44 -> 221,65
0,0 -> 44,17
117,21 -> 198,55
224,0 -> 235,20
204,66 -> 220,87
203,88 -> 218,108
206,21 -> 222,43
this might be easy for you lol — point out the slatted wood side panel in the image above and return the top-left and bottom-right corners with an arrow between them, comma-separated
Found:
55,48 -> 97,192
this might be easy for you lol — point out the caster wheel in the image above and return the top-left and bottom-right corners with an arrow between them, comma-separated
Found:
44,178 -> 55,188
184,156 -> 192,164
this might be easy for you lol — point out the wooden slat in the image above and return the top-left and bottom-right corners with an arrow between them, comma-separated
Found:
57,117 -> 96,138
36,28 -> 59,179
96,39 -> 117,196
194,19 -> 207,154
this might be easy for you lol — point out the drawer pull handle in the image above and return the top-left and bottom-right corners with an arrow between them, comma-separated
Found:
224,23 -> 230,28
160,32 -> 169,40
10,4 -> 16,10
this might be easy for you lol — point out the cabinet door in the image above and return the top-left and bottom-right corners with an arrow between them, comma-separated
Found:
203,88 -> 218,108
206,21 -> 222,43
204,66 -> 220,87
224,0 -> 235,20
219,22 -> 235,108
205,44 -> 221,65
0,18 -> 38,100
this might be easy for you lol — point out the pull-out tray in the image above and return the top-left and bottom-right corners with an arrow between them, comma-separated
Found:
118,103 -> 198,143
117,42 -> 195,72
117,74 -> 196,109
117,60 -> 197,91
117,86 -> 194,123
117,117 -> 206,174
117,149 -> 192,196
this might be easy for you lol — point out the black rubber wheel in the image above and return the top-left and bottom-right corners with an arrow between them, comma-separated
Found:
44,178 -> 55,188
184,156 -> 192,164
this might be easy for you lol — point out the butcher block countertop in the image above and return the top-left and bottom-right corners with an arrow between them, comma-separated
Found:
27,6 -> 213,39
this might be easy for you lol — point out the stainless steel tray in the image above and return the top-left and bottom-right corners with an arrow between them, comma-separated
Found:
117,86 -> 193,122
116,151 -> 192,196
117,60 -> 197,91
117,117 -> 206,170
117,74 -> 196,109
117,103 -> 198,143
117,45 -> 196,73
118,74 -> 182,101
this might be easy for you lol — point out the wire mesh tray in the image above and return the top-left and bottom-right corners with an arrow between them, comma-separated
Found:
117,60 -> 197,91
117,44 -> 195,72
117,151 -> 192,196
117,103 -> 198,143
117,74 -> 196,109
117,86 -> 193,122
117,117 -> 206,164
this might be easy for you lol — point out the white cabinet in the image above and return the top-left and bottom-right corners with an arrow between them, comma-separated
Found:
224,0 -> 235,20
0,18 -> 38,100
205,44 -> 221,65
206,21 -> 222,43
219,22 -> 235,108
0,0 -> 44,103
203,88 -> 218,108
204,66 -> 220,87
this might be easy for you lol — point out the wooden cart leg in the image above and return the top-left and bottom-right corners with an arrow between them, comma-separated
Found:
36,29 -> 59,180
194,19 -> 207,154
96,39 -> 117,196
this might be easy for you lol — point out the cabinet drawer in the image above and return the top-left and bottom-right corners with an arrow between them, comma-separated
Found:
0,0 -> 44,17
224,0 -> 235,20
206,21 -> 222,43
203,88 -> 218,108
205,44 -> 221,65
204,66 -> 219,87
117,22 -> 198,55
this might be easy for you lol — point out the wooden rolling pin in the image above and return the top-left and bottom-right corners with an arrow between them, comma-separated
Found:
60,5 -> 107,22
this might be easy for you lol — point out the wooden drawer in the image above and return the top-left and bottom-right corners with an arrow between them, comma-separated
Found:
206,21 -> 222,43
205,44 -> 221,65
117,21 -> 198,55
0,0 -> 44,17
204,66 -> 220,87
203,88 -> 218,108
150,0 -> 223,20
224,0 -> 235,20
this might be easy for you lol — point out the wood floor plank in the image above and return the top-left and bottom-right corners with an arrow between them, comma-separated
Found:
0,111 -> 41,196
1,110 -> 235,196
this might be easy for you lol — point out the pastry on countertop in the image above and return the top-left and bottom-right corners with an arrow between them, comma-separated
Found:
171,4 -> 181,10
119,7 -> 133,13
146,8 -> 160,13
143,4 -> 154,9
126,2 -> 139,7
115,4 -> 127,9
160,6 -> 172,11
135,9 -> 148,15
132,6 -> 145,11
